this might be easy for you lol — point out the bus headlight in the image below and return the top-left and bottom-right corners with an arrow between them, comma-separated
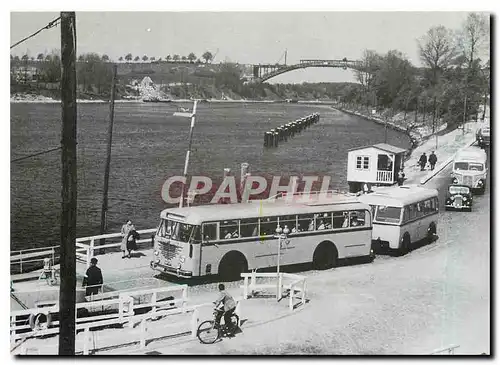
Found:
463,196 -> 467,201
154,251 -> 159,256
477,180 -> 484,186
179,256 -> 185,263
452,177 -> 458,184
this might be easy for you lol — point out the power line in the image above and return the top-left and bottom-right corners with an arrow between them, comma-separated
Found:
11,146 -> 61,163
10,16 -> 61,50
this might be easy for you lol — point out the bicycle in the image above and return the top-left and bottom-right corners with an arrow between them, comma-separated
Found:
196,307 -> 239,344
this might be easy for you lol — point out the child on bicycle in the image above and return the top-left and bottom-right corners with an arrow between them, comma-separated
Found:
214,283 -> 236,331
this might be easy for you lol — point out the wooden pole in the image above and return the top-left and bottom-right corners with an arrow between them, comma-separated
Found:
179,100 -> 198,208
59,11 -> 77,356
463,94 -> 467,135
99,64 -> 117,247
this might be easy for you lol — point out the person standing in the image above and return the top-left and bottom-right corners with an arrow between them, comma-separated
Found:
397,170 -> 406,186
429,151 -> 437,171
126,229 -> 140,258
121,220 -> 135,259
83,257 -> 103,297
419,152 -> 427,171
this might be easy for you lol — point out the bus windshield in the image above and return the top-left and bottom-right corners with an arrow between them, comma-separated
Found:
375,206 -> 402,223
157,219 -> 201,243
468,163 -> 484,171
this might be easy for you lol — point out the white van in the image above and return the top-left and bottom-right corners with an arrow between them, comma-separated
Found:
359,185 -> 439,255
451,147 -> 487,194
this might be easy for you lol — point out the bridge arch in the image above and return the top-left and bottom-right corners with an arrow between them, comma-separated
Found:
251,59 -> 364,83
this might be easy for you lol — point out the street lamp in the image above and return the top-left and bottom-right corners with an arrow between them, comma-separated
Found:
274,224 -> 290,301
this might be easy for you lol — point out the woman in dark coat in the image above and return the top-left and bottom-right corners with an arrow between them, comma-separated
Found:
126,230 -> 140,258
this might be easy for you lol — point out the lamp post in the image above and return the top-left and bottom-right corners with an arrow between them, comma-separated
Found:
274,225 -> 290,301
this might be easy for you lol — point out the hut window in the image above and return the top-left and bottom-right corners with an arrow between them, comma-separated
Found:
356,156 -> 370,170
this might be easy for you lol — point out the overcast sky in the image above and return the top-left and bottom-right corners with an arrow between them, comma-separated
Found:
10,12 -> 483,83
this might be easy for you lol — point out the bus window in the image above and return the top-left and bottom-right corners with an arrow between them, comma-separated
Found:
350,211 -> 365,227
332,212 -> 346,229
220,220 -> 239,239
433,197 -> 439,212
202,223 -> 217,242
375,206 -> 402,223
259,217 -> 278,236
191,226 -> 202,243
157,219 -> 169,238
298,214 -> 314,232
423,199 -> 432,214
316,212 -> 332,230
279,215 -> 297,233
403,206 -> 410,223
240,218 -> 258,238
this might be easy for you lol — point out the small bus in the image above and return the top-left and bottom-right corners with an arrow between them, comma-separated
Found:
150,194 -> 374,280
451,147 -> 488,194
358,185 -> 439,255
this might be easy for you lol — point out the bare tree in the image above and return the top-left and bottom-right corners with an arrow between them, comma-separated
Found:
355,49 -> 380,108
459,12 -> 489,68
418,25 -> 457,85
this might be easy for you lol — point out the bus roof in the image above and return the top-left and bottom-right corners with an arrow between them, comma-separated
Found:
358,185 -> 438,207
454,147 -> 487,163
160,199 -> 371,224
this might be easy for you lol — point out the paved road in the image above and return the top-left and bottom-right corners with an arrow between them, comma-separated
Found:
137,149 -> 490,355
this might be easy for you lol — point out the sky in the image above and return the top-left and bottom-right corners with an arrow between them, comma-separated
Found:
9,11 -> 482,84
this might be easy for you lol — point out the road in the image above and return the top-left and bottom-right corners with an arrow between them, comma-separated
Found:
142,153 -> 490,355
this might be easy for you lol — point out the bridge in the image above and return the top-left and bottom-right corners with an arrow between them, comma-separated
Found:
250,59 -> 364,83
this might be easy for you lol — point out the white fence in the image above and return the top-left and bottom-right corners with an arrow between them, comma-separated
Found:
240,271 -> 307,311
11,284 -> 243,355
11,246 -> 58,274
430,344 -> 460,355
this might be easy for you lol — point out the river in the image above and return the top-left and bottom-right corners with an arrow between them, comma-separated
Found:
11,102 -> 411,251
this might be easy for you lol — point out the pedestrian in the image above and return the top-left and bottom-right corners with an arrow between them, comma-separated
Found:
121,220 -> 135,259
83,257 -> 103,297
126,229 -> 140,258
397,170 -> 406,186
429,151 -> 437,171
419,152 -> 427,171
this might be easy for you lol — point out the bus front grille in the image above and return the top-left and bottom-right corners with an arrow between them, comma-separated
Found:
158,241 -> 181,260
463,176 -> 473,186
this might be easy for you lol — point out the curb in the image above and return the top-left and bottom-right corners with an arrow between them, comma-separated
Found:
419,138 -> 477,185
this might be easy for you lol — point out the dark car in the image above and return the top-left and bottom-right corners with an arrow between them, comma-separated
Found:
444,184 -> 473,211
476,125 -> 490,149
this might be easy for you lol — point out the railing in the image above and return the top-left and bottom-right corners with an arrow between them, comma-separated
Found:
75,228 -> 157,267
11,246 -> 58,274
11,284 -> 244,355
430,344 -> 460,355
376,170 -> 394,183
240,271 -> 307,311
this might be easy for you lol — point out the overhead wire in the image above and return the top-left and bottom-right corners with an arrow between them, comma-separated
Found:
11,147 -> 61,163
10,16 -> 61,50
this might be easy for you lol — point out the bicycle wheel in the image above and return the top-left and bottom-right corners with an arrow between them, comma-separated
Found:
197,320 -> 220,344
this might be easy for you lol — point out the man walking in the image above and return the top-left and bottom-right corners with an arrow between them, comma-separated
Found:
429,151 -> 437,171
83,257 -> 103,297
419,152 -> 427,171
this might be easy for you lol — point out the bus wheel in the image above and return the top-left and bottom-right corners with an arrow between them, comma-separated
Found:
427,222 -> 437,243
312,242 -> 338,270
218,252 -> 248,281
398,234 -> 411,256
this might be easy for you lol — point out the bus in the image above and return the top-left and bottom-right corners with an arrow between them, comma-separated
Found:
150,194 -> 374,280
451,147 -> 488,194
358,185 -> 439,255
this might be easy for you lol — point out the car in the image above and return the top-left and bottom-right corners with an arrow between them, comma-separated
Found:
476,125 -> 490,149
444,184 -> 473,212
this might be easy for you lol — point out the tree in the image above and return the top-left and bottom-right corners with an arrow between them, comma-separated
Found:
78,55 -> 84,62
118,56 -> 123,61
40,49 -> 61,83
37,53 -> 44,61
142,55 -> 149,62
181,56 -> 187,62
125,53 -> 133,62
202,51 -> 213,64
44,54 -> 51,61
134,56 -> 140,61
187,52 -> 196,63
150,56 -> 156,61
459,12 -> 489,69
21,54 -> 29,61
173,54 -> 180,62
418,26 -> 457,85
102,54 -> 110,62
166,55 -> 172,62
355,49 -> 381,108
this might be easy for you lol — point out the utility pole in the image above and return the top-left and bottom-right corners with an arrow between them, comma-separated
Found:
100,64 -> 117,245
59,11 -> 77,356
463,94 -> 467,136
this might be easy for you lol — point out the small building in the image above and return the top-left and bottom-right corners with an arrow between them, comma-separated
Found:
347,143 -> 407,193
